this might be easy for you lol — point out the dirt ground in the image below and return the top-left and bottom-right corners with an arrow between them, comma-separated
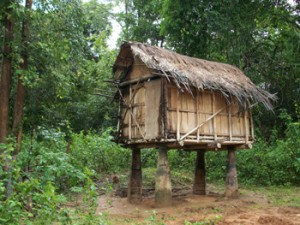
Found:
96,185 -> 300,225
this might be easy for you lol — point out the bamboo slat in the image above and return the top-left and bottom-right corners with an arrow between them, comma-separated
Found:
228,104 -> 232,141
196,91 -> 200,141
129,84 -> 132,140
244,106 -> 249,144
212,93 -> 217,141
180,105 -> 228,141
176,90 -> 180,140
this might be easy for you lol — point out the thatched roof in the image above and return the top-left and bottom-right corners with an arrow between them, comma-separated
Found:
113,42 -> 276,110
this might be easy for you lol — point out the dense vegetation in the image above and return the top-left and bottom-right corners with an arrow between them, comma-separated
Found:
0,0 -> 299,224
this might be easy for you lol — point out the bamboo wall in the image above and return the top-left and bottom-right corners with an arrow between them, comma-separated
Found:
120,79 -> 161,140
165,83 -> 253,144
117,60 -> 254,148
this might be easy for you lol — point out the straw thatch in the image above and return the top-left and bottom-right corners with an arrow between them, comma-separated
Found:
113,42 -> 276,110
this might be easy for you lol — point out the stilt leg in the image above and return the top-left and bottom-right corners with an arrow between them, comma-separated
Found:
193,150 -> 206,195
155,147 -> 172,207
225,148 -> 238,198
128,148 -> 142,203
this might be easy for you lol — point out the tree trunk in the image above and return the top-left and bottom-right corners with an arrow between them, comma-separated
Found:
225,148 -> 238,199
12,0 -> 33,154
193,150 -> 206,195
0,3 -> 14,145
128,148 -> 142,203
155,147 -> 172,207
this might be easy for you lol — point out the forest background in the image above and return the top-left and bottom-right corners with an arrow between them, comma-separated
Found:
0,0 -> 299,224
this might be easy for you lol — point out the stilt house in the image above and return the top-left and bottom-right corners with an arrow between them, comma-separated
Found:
112,42 -> 275,206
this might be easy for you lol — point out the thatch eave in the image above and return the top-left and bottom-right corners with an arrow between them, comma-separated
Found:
113,42 -> 276,110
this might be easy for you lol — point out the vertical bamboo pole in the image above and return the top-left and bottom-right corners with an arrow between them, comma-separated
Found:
244,105 -> 249,144
228,103 -> 232,141
128,148 -> 142,203
193,150 -> 206,195
250,110 -> 254,140
212,93 -> 217,141
129,85 -> 132,139
225,147 -> 238,199
161,78 -> 166,138
176,90 -> 180,141
117,97 -> 121,132
155,147 -> 172,207
196,92 -> 200,141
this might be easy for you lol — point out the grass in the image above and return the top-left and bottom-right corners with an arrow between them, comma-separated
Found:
141,167 -> 194,188
257,186 -> 300,207
59,170 -> 300,225
240,184 -> 300,207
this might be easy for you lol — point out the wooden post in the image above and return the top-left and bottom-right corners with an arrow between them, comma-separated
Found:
128,148 -> 142,203
193,150 -> 206,195
225,148 -> 238,199
155,147 -> 172,207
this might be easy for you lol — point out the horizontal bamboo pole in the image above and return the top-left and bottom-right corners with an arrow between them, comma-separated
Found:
119,74 -> 159,87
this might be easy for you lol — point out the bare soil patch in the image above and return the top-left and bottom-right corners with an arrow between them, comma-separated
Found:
96,185 -> 300,225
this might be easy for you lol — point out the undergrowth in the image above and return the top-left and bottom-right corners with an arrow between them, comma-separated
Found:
0,119 -> 299,224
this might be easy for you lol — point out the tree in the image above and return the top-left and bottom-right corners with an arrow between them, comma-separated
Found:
5,0 -> 117,137
12,0 -> 33,154
0,0 -> 15,146
160,0 -> 300,138
82,0 -> 112,59
118,0 -> 164,46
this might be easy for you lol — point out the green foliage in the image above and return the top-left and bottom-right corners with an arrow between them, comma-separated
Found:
169,150 -> 196,171
18,130 -> 86,191
1,0 -> 300,223
160,0 -> 300,138
70,129 -> 130,174
0,142 -> 69,224
205,120 -> 300,186
117,0 -> 164,45
184,215 -> 222,225
145,210 -> 166,225
0,128 -> 129,224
